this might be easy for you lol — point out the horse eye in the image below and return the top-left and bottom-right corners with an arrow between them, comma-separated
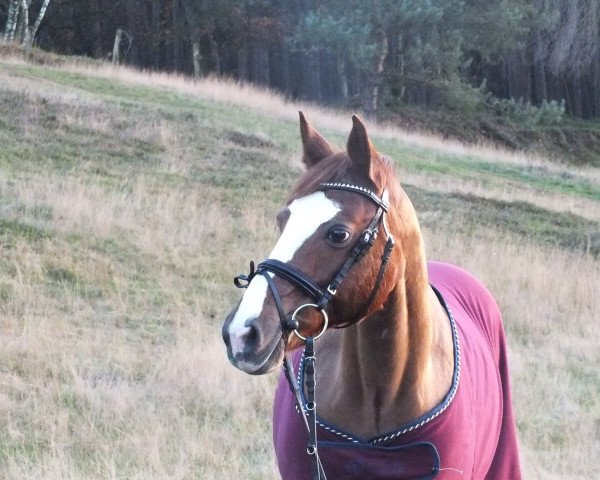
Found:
327,228 -> 350,244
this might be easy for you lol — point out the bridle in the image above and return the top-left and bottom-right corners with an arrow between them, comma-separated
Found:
233,182 -> 395,480
234,182 -> 395,330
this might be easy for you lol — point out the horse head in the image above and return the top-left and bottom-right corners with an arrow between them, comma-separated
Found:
222,113 -> 415,375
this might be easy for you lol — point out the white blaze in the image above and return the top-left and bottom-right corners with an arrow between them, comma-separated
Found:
228,192 -> 340,353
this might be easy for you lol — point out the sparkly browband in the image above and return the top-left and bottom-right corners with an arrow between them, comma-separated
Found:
320,182 -> 389,212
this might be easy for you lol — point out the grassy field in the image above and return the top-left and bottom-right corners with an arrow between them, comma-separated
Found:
0,50 -> 599,479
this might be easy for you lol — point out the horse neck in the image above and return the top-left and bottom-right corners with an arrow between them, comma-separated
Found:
344,232 -> 432,384
332,224 -> 449,430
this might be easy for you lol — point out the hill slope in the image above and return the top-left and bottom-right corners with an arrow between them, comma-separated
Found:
387,106 -> 600,168
0,54 -> 599,479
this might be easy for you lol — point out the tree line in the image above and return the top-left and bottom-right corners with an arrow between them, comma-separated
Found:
2,0 -> 599,120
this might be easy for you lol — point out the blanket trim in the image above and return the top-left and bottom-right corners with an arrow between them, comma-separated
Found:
294,285 -> 461,445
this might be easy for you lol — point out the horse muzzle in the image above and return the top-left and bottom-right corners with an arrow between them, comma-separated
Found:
222,310 -> 285,375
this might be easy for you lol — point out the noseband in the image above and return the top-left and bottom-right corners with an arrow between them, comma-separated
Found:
232,183 -> 395,480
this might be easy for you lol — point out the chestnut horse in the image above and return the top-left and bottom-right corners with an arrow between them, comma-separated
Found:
222,114 -> 521,479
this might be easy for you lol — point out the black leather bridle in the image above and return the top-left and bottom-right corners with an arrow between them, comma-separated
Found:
234,182 -> 395,329
233,182 -> 395,480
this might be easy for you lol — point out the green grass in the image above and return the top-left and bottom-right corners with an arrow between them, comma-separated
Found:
377,138 -> 600,201
408,187 -> 600,257
0,218 -> 51,243
455,157 -> 600,200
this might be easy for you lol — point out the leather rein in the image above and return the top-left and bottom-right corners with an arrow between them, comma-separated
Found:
233,182 -> 395,480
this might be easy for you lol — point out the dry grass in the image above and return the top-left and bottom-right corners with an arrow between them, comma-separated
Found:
426,228 -> 600,480
0,51 -> 599,479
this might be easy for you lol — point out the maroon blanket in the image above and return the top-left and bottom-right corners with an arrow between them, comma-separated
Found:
273,262 -> 521,479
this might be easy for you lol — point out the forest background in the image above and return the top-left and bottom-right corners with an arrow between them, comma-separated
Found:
2,0 -> 600,164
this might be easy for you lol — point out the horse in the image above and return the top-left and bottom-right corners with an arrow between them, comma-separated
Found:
222,113 -> 522,479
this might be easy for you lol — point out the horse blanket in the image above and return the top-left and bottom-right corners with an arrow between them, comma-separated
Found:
273,262 -> 522,479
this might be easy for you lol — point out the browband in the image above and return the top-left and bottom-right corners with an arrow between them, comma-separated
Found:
320,182 -> 389,212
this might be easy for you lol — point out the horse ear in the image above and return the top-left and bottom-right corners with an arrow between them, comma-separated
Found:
347,115 -> 377,180
299,111 -> 335,168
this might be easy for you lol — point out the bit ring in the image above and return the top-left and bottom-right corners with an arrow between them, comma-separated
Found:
291,303 -> 328,341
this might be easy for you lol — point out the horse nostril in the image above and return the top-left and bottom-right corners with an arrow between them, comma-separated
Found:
225,317 -> 263,354
244,322 -> 260,351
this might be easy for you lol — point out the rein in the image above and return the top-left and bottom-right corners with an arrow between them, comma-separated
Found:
233,182 -> 395,480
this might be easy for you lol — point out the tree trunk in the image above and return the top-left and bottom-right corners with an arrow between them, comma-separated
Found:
303,51 -> 321,101
562,75 -> 573,116
532,31 -> 547,105
22,28 -> 33,55
172,0 -> 182,70
593,62 -> 600,117
581,75 -> 593,119
237,45 -> 249,81
337,53 -> 348,100
14,1 -> 26,43
397,55 -> 406,101
269,45 -> 292,96
91,0 -> 103,58
362,31 -> 388,118
279,48 -> 291,95
208,33 -> 221,75
569,74 -> 584,118
24,0 -> 51,55
30,0 -> 50,40
3,0 -> 20,42
150,0 -> 162,68
20,0 -> 30,47
505,53 -> 532,103
532,60 -> 547,105
112,27 -> 123,65
192,40 -> 202,77
252,43 -> 270,86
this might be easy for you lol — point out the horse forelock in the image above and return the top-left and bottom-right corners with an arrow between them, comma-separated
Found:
290,151 -> 399,204
289,152 -> 349,202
